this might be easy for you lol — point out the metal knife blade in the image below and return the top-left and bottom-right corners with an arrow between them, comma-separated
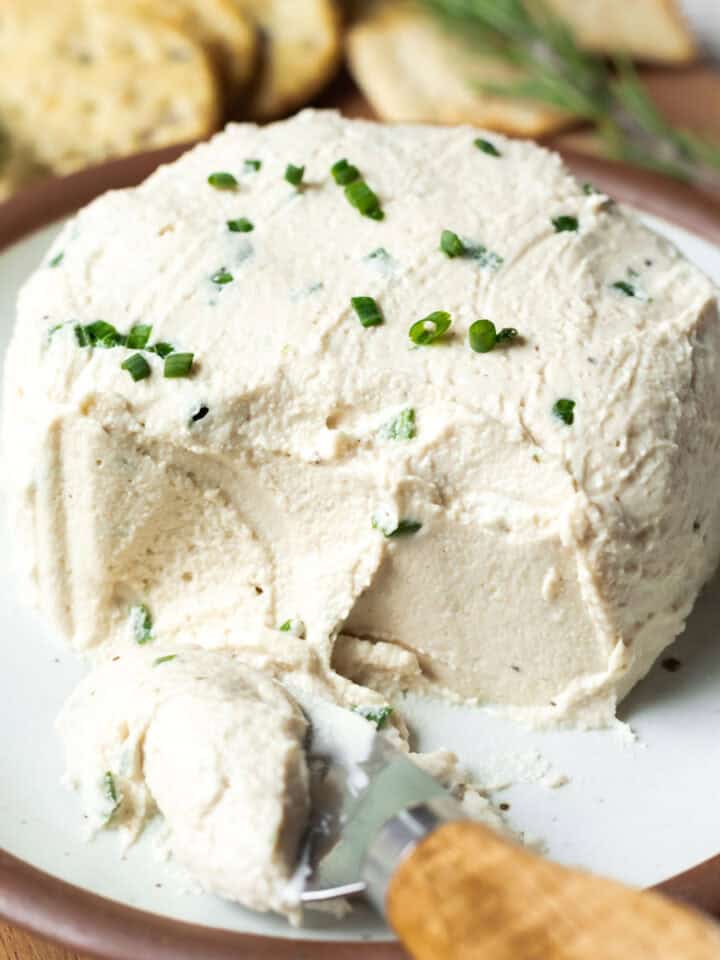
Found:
287,687 -> 449,904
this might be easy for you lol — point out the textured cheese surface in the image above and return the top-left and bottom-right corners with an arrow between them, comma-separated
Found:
5,110 -> 720,729
57,647 -> 310,919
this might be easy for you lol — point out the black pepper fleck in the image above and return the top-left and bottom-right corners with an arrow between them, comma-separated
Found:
191,405 -> 209,423
661,657 -> 683,673
499,802 -> 511,811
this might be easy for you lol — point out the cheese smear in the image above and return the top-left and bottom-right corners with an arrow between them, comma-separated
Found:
4,111 -> 720,917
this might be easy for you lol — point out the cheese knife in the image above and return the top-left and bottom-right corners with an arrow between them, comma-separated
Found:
294,690 -> 720,960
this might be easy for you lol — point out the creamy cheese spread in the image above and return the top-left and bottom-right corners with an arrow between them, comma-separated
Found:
5,110 -> 720,917
58,647 -> 310,918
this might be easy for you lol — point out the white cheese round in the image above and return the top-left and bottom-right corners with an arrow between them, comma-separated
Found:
5,110 -> 720,725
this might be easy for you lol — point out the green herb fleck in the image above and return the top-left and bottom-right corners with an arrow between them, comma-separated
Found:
440,230 -> 465,258
351,296 -> 384,328
74,325 -> 92,347
468,319 -> 518,353
372,514 -> 423,538
104,772 -> 118,806
244,159 -> 262,173
553,398 -> 576,426
367,247 -> 390,261
153,655 -> 177,667
379,408 -> 416,441
164,352 -> 194,378
208,171 -> 238,190
355,705 -> 393,729
212,268 -> 234,285
344,179 -> 384,220
285,164 -> 305,188
409,310 -> 452,346
474,138 -> 501,157
612,280 -> 636,297
465,243 -> 503,270
552,215 -> 579,233
89,321 -> 123,347
582,182 -> 598,195
227,217 -> 254,233
278,618 -> 306,638
469,319 -> 497,353
131,604 -> 153,644
151,342 -> 175,359
121,353 -> 151,382
49,251 -> 64,268
126,324 -> 152,350
331,158 -> 360,185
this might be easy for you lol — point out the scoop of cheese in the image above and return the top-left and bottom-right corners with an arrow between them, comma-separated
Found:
6,110 -> 720,724
56,647 -> 310,919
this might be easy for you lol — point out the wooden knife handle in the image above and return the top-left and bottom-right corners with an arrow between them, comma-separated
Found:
386,821 -> 720,960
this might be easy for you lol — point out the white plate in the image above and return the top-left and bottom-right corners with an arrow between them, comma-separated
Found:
1,213 -> 719,944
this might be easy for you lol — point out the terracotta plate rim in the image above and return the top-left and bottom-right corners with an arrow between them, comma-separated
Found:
1,143 -> 719,960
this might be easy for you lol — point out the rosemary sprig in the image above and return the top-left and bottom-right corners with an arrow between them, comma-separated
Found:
419,0 -> 720,188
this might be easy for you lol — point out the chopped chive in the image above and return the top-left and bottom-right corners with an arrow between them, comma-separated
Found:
344,179 -> 384,220
153,655 -> 177,667
83,320 -> 121,347
130,604 -> 153,644
75,324 -> 92,347
49,251 -> 64,268
227,217 -> 254,233
440,230 -> 465,258
409,310 -> 452,346
278,618 -> 306,638
465,243 -> 503,270
474,138 -> 501,157
552,215 -> 579,233
582,182 -> 597,195
244,159 -> 262,172
379,408 -> 416,440
355,705 -> 393,729
104,771 -> 118,805
211,268 -> 234,285
351,296 -> 384,328
611,280 -> 636,297
121,353 -> 151,382
126,324 -> 152,349
391,519 -> 422,537
469,319 -> 498,353
151,342 -> 174,359
285,164 -> 305,188
373,517 -> 422,538
164,352 -> 194,378
208,171 -> 238,190
331,158 -> 360,185
553,398 -> 576,426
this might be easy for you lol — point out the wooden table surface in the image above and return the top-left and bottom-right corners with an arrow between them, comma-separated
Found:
2,61 -> 720,960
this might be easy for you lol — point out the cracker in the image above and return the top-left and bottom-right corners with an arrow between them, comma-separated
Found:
0,0 -> 221,175
546,0 -> 697,64
112,0 -> 258,103
347,3 -> 576,138
230,0 -> 342,119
